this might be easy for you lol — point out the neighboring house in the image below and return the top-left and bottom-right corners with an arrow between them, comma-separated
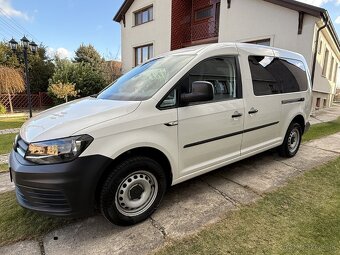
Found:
114,0 -> 340,110
104,60 -> 123,83
335,88 -> 340,102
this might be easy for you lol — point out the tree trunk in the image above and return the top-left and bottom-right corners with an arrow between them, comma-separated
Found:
8,92 -> 13,113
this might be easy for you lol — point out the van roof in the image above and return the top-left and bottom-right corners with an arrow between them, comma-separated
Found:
165,43 -> 304,61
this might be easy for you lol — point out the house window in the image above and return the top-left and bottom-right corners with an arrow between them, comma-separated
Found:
323,99 -> 327,107
195,6 -> 213,21
135,44 -> 153,66
316,98 -> 321,107
322,48 -> 329,77
334,63 -> 338,82
135,6 -> 153,26
246,39 -> 271,46
318,40 -> 322,54
329,57 -> 334,81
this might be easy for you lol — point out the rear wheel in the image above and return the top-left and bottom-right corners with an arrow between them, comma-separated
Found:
99,156 -> 167,225
278,122 -> 302,158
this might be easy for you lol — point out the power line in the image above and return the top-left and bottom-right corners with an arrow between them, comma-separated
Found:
0,16 -> 24,38
0,7 -> 39,43
0,30 -> 9,40
0,24 -> 13,38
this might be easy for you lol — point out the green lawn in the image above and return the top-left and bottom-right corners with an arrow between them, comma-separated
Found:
302,117 -> 340,142
0,164 -> 8,173
157,157 -> 340,255
0,133 -> 17,154
0,191 -> 74,246
0,117 -> 26,130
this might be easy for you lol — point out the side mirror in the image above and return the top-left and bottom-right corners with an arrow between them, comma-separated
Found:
181,81 -> 214,103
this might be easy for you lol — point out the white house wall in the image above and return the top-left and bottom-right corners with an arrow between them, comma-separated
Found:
218,0 -> 317,68
120,0 -> 172,73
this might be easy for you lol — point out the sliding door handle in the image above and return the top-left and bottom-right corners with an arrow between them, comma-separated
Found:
248,108 -> 258,114
232,111 -> 243,118
164,121 -> 178,127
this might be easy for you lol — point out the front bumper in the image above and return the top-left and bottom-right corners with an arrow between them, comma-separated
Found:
9,150 -> 110,217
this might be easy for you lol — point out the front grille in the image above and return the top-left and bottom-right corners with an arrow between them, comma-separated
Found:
16,184 -> 71,212
15,136 -> 28,158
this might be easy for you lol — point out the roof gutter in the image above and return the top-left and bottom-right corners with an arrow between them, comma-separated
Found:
311,13 -> 328,87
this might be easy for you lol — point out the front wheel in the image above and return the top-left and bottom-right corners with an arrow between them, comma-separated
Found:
99,156 -> 167,226
278,122 -> 302,158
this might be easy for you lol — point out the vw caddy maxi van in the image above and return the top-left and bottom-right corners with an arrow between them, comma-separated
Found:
9,43 -> 312,225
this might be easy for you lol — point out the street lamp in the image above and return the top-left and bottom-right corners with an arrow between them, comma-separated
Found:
9,36 -> 37,118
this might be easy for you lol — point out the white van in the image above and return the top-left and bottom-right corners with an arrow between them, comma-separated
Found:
10,43 -> 312,225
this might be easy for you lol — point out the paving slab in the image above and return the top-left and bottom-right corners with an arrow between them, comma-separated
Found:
0,128 -> 20,135
0,172 -> 14,194
309,104 -> 340,124
277,144 -> 339,172
217,152 -> 300,193
304,133 -> 340,154
151,179 -> 234,239
0,154 -> 9,164
44,216 -> 164,255
0,241 -> 40,255
202,173 -> 260,204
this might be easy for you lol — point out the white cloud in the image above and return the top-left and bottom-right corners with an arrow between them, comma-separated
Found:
47,47 -> 71,59
0,0 -> 31,20
335,16 -> 340,24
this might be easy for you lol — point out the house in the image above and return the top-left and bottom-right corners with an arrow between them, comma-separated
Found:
114,0 -> 340,110
103,60 -> 123,83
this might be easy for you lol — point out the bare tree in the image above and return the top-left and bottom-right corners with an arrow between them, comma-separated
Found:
0,66 -> 25,113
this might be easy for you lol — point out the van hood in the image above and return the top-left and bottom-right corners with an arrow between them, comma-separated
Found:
20,97 -> 141,142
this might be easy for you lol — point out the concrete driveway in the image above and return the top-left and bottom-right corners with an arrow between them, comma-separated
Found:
1,132 -> 339,255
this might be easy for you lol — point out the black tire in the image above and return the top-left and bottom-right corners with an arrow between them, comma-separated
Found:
278,122 -> 302,158
99,156 -> 167,226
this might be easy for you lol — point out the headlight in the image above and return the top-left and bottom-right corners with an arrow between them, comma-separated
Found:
25,135 -> 93,164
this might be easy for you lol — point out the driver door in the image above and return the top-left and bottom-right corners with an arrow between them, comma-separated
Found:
177,56 -> 244,178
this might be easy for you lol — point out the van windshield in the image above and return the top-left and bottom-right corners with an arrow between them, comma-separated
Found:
97,55 -> 194,101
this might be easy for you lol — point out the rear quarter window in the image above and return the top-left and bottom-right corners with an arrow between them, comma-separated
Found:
248,56 -> 308,96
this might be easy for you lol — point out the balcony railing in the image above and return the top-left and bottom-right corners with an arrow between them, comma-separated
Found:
183,20 -> 219,43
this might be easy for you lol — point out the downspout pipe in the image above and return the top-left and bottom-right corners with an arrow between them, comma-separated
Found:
311,14 -> 328,88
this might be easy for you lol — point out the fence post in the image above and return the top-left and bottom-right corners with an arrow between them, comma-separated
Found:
39,92 -> 42,109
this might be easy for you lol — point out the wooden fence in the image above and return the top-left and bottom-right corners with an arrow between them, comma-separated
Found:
0,93 -> 53,110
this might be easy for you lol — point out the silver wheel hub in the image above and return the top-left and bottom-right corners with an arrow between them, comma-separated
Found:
288,128 -> 300,153
115,171 -> 158,217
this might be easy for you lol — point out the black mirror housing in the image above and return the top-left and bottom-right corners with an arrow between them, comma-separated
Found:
181,81 -> 214,103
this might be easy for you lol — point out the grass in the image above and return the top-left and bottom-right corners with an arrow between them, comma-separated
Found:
0,133 -> 17,154
0,164 -> 8,173
0,191 -> 74,246
302,117 -> 340,142
0,117 -> 26,130
157,157 -> 340,255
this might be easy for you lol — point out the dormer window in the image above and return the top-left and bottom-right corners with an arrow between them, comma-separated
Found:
135,6 -> 153,26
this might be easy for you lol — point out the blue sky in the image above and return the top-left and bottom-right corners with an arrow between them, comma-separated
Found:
0,0 -> 339,60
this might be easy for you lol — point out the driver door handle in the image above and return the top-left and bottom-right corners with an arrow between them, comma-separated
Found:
232,111 -> 243,118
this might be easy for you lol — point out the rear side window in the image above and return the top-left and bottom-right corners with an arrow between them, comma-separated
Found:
179,57 -> 241,103
248,56 -> 308,96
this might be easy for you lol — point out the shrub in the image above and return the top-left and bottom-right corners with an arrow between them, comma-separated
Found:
0,103 -> 6,114
48,82 -> 78,103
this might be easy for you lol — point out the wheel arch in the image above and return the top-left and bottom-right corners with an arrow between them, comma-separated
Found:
94,146 -> 173,206
290,114 -> 306,134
